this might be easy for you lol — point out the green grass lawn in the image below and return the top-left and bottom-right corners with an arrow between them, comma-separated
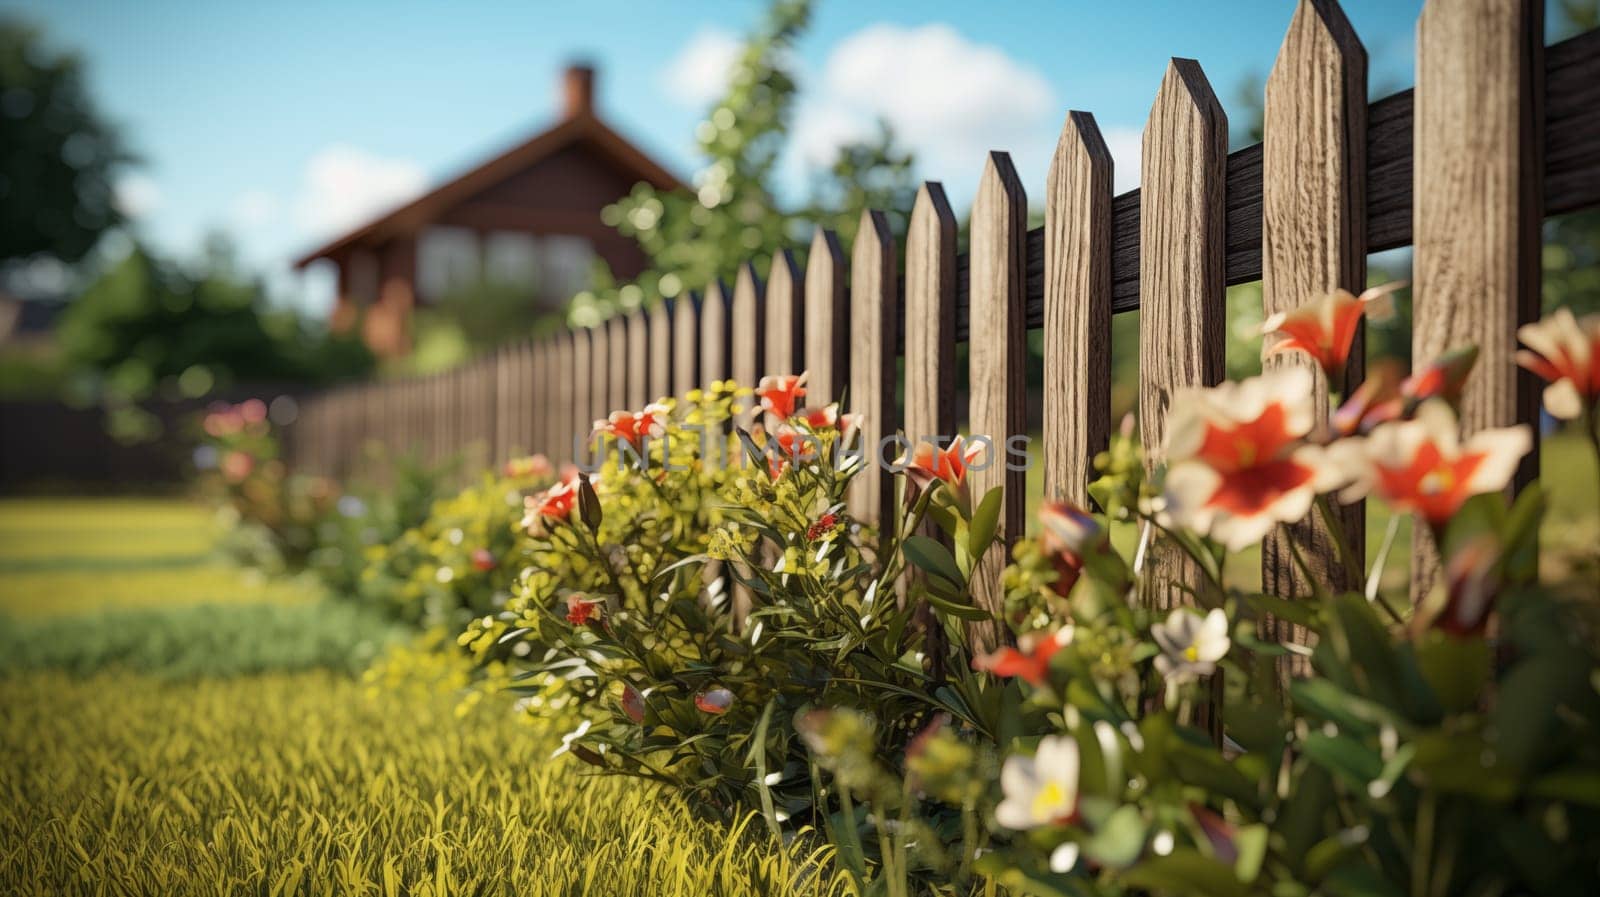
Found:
0,498 -> 839,897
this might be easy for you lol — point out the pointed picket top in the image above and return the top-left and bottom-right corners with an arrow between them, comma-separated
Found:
764,249 -> 804,379
803,227 -> 847,403
904,182 -> 958,454
1043,111 -> 1114,507
847,208 -> 897,529
648,299 -> 673,402
967,151 -> 1028,652
625,309 -> 649,408
731,261 -> 765,392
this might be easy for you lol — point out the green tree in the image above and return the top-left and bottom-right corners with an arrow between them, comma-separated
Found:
570,0 -> 918,326
0,19 -> 129,265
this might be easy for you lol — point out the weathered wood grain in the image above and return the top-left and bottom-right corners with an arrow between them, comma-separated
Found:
1139,59 -> 1228,613
626,309 -> 649,409
1261,0 -> 1367,654
804,228 -> 849,403
765,250 -> 804,379
553,331 -> 576,463
1043,111 -> 1113,507
701,281 -> 732,469
731,262 -> 765,427
904,183 -> 958,464
968,154 -> 1028,654
570,329 -> 592,466
1411,0 -> 1543,598
606,315 -> 628,414
847,210 -> 898,531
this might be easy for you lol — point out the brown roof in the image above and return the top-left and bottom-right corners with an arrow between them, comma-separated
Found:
292,110 -> 684,269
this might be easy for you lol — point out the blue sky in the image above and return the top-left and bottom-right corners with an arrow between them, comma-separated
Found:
9,0 -> 1429,313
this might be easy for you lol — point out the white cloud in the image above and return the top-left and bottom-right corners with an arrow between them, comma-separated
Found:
660,27 -> 743,108
1100,126 -> 1143,194
228,188 -> 280,231
292,144 -> 427,240
113,173 -> 162,219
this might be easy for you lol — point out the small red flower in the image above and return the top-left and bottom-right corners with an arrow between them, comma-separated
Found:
221,450 -> 255,483
765,426 -> 820,479
1037,502 -> 1102,597
1331,401 -> 1531,527
897,436 -> 984,494
1517,308 -> 1600,420
973,629 -> 1072,686
694,687 -> 734,714
592,403 -> 669,450
806,512 -> 839,542
1401,345 -> 1478,408
1435,536 -> 1500,636
565,594 -> 601,626
1262,282 -> 1406,381
471,548 -> 496,572
755,372 -> 808,420
522,469 -> 581,536
1332,360 -> 1406,437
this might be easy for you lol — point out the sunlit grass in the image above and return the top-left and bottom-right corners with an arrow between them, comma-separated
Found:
0,670 -> 848,897
0,497 -> 219,567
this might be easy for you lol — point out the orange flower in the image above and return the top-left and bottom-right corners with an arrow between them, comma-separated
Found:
1517,308 -> 1600,420
1163,369 -> 1342,551
471,548 -> 496,572
765,425 -> 821,479
755,372 -> 808,420
221,450 -> 255,483
973,629 -> 1073,686
1332,360 -> 1406,437
1401,345 -> 1478,408
806,512 -> 839,542
897,436 -> 984,494
1261,282 -> 1406,380
522,469 -> 581,536
565,594 -> 601,626
1038,502 -> 1102,596
1330,401 -> 1531,527
694,687 -> 734,715
592,403 -> 669,450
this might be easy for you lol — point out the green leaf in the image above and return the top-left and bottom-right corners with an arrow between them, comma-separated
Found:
577,475 -> 602,530
967,487 -> 1004,559
1121,849 -> 1247,897
902,534 -> 963,587
1412,631 -> 1491,714
1082,805 -> 1147,869
922,587 -> 993,623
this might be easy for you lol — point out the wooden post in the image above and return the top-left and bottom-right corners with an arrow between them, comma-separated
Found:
526,339 -> 543,458
765,250 -> 804,379
648,300 -> 673,402
571,328 -> 592,465
553,331 -> 576,463
606,315 -> 628,413
804,228 -> 848,404
1139,59 -> 1228,613
1262,0 -> 1368,636
1412,0 -> 1543,597
968,155 -> 1028,653
1043,112 -> 1114,506
702,281 -> 731,467
847,210 -> 898,532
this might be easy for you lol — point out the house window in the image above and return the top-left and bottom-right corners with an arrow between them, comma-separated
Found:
483,231 -> 541,289
417,227 -> 481,301
540,236 -> 593,303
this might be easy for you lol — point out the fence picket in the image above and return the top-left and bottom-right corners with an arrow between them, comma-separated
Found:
765,250 -> 804,379
804,228 -> 848,403
571,329 -> 592,465
626,310 -> 649,409
702,281 -> 732,467
847,210 -> 898,533
673,294 -> 700,400
904,183 -> 958,480
1043,112 -> 1114,506
607,315 -> 628,414
1411,0 -> 1543,598
968,155 -> 1028,652
553,331 -> 575,463
1138,59 -> 1228,613
732,263 -> 765,427
648,300 -> 673,402
1262,0 -> 1368,634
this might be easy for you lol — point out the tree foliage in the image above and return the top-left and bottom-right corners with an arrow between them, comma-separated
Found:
0,19 -> 128,265
569,0 -> 916,326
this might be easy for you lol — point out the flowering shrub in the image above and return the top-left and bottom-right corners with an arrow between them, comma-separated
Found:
795,297 -> 1600,896
461,381 -> 964,829
361,456 -> 555,628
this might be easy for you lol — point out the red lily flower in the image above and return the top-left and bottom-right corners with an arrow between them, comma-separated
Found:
973,629 -> 1073,686
565,594 -> 601,626
1261,282 -> 1406,381
897,436 -> 984,494
1038,502 -> 1103,596
1331,401 -> 1531,527
471,548 -> 496,572
1163,369 -> 1341,551
592,402 -> 669,450
522,469 -> 581,536
1517,308 -> 1600,420
755,372 -> 808,420
1332,360 -> 1406,437
1401,345 -> 1478,408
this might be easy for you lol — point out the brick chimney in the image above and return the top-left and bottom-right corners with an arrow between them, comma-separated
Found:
562,63 -> 595,119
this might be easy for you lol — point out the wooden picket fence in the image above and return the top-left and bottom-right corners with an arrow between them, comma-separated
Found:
288,1 -> 1599,629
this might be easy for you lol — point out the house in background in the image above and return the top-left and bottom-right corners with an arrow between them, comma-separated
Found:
294,64 -> 683,356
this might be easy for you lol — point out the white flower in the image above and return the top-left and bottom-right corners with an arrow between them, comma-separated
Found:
994,735 -> 1080,830
1151,608 -> 1230,682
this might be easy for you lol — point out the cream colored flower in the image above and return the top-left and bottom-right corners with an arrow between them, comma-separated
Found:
994,735 -> 1080,830
1151,608 -> 1230,682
